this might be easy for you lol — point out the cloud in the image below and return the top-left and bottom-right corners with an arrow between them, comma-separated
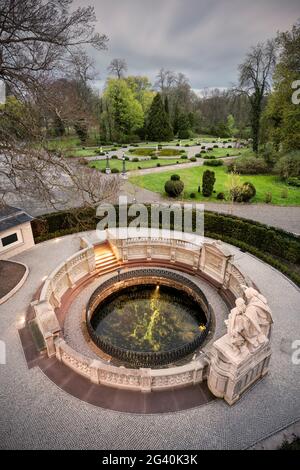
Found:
75,0 -> 300,88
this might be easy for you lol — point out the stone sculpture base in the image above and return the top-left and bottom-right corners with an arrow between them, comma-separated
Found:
207,334 -> 271,405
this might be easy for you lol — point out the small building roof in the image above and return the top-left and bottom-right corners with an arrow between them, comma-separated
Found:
0,205 -> 33,232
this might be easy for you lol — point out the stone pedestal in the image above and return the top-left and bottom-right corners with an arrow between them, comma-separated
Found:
207,334 -> 271,405
34,301 -> 61,357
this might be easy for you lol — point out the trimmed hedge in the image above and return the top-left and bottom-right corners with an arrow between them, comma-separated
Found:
31,207 -> 97,242
203,211 -> 300,264
203,160 -> 223,167
31,206 -> 300,285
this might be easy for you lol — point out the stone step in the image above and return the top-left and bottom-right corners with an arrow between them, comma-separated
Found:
96,258 -> 118,268
95,254 -> 116,263
97,263 -> 120,277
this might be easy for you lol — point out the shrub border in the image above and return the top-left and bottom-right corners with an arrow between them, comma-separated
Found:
32,206 -> 300,286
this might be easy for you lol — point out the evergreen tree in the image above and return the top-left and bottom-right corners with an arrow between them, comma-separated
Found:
164,95 -> 170,115
177,112 -> 191,139
146,93 -> 173,141
202,170 -> 216,197
173,103 -> 180,135
263,22 -> 300,152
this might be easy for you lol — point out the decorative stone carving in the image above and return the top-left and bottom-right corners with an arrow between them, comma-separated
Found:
243,286 -> 273,339
208,289 -> 273,405
200,241 -> 233,284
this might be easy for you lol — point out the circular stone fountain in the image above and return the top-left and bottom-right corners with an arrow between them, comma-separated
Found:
86,269 -> 211,367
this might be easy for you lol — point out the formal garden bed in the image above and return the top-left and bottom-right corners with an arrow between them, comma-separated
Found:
130,165 -> 300,205
88,157 -> 191,172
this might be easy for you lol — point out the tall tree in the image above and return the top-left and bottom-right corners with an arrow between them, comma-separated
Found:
107,58 -> 128,79
263,22 -> 300,152
146,93 -> 173,141
236,40 -> 277,152
103,79 -> 144,140
0,0 -> 107,92
177,112 -> 191,139
125,76 -> 154,113
0,0 -> 116,209
155,68 -> 176,94
164,95 -> 170,115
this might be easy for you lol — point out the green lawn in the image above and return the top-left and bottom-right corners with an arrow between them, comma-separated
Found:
89,158 -> 190,172
130,166 -> 300,206
201,148 -> 249,158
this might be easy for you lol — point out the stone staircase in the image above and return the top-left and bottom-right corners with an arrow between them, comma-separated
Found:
94,243 -> 120,276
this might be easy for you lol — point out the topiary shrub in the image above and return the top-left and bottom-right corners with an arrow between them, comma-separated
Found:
190,157 -> 197,162
111,168 -> 120,173
165,175 -> 184,197
181,155 -> 188,159
132,157 -> 139,162
151,155 -> 158,160
213,144 -> 218,148
217,192 -> 226,200
156,163 -> 161,167
111,155 -> 118,159
202,170 -> 216,197
190,192 -> 196,198
203,155 -> 216,160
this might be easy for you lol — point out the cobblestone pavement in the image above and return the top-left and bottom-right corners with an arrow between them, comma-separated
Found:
0,233 -> 299,450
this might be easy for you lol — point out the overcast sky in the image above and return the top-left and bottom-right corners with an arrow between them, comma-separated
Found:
76,0 -> 299,91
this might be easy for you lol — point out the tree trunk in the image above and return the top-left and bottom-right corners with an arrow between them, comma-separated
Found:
250,92 -> 262,154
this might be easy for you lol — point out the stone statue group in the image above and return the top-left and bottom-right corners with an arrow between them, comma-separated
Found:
226,286 -> 273,356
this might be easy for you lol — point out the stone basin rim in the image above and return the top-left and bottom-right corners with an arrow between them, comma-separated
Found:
85,268 -> 212,368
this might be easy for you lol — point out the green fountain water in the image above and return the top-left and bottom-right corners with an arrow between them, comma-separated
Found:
91,284 -> 206,353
